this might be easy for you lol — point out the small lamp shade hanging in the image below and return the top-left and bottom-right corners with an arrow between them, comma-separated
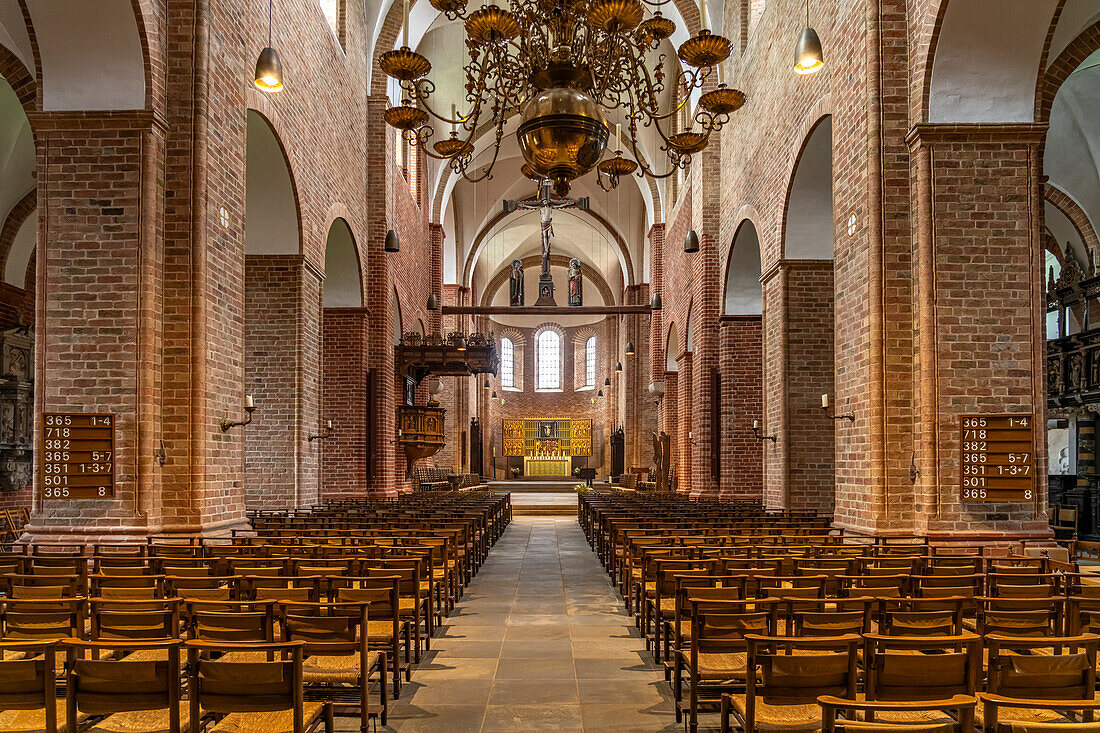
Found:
597,389 -> 604,398
426,293 -> 440,310
254,47 -> 284,92
684,230 -> 700,253
455,334 -> 466,351
615,361 -> 623,373
794,0 -> 824,75
604,377 -> 611,387
650,293 -> 662,311
254,0 -> 284,92
385,229 -> 400,252
625,341 -> 635,356
483,379 -> 491,390
491,390 -> 497,399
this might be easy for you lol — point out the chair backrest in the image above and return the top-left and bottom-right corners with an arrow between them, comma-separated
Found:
784,598 -> 872,637
691,604 -> 776,656
744,634 -> 859,707
0,641 -> 57,733
879,597 -> 964,636
91,599 -> 181,641
331,576 -> 400,619
187,642 -> 304,725
0,598 -> 85,641
188,601 -> 275,643
65,640 -> 182,729
280,601 -> 368,658
863,633 -> 981,701
986,633 -> 1099,701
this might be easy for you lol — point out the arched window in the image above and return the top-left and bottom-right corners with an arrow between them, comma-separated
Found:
584,336 -> 596,388
501,337 -> 515,389
536,329 -> 561,391
319,0 -> 345,46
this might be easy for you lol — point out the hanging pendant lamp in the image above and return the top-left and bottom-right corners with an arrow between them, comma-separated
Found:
625,341 -> 635,356
650,293 -> 663,311
684,230 -> 700,253
615,361 -> 623,373
385,229 -> 400,253
254,0 -> 285,92
794,0 -> 824,75
426,293 -> 440,310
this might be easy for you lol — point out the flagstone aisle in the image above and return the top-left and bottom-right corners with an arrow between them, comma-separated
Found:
376,516 -> 690,732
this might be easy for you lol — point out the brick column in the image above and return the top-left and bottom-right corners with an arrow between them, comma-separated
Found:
648,224 -> 666,433
719,316 -> 763,501
24,112 -> 179,541
690,133 -> 721,497
428,224 -> 444,336
676,354 -> 693,494
662,370 -> 679,484
900,123 -> 1049,542
761,263 -> 788,510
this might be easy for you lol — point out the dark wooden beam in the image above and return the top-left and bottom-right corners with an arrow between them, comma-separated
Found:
442,305 -> 652,316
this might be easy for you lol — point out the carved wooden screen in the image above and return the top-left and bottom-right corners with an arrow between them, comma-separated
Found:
502,420 -> 525,456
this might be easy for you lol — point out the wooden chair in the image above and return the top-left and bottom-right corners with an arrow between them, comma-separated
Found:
186,641 -> 334,733
821,633 -> 981,731
64,639 -> 186,733
0,641 -> 76,733
681,601 -> 778,733
279,601 -> 386,731
980,633 -> 1100,731
720,634 -> 860,733
329,576 -> 406,699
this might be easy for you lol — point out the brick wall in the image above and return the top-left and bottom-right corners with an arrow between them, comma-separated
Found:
321,308 -> 371,498
719,316 -> 763,500
482,321 -> 615,479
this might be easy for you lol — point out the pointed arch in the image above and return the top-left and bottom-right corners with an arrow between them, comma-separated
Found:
782,115 -> 834,260
724,219 -> 763,315
246,109 -> 302,256
666,322 -> 679,372
323,218 -> 363,307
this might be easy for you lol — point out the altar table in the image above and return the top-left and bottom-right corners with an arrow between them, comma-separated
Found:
523,456 -> 571,477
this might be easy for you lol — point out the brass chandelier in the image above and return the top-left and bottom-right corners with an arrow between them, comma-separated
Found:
380,0 -> 744,197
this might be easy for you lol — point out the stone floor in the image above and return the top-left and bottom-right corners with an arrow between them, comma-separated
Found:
371,516 -> 692,732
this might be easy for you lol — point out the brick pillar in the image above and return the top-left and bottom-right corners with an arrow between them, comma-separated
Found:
648,224 -> 666,433
624,284 -> 651,470
719,316 -> 763,501
690,132 -> 721,497
365,95 -> 395,496
901,123 -> 1049,541
662,370 -> 678,485
428,224 -> 444,336
24,113 -> 181,541
321,308 -> 371,498
761,263 -> 788,510
676,354 -> 693,494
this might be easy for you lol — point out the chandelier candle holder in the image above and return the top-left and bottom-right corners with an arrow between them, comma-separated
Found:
381,0 -> 743,197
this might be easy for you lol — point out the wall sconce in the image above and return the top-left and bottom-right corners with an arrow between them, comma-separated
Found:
154,439 -> 168,465
221,394 -> 257,432
649,381 -> 666,404
820,393 -> 854,422
308,419 -> 334,442
751,419 -> 777,442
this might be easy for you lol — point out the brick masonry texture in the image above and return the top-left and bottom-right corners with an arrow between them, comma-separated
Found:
0,0 -> 1090,544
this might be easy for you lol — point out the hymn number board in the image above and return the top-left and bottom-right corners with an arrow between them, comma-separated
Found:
39,414 -> 115,500
959,414 -> 1034,502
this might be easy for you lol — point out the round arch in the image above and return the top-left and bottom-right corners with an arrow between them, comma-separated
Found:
461,206 -> 635,289
782,115 -> 833,260
245,109 -> 302,256
391,287 -> 403,345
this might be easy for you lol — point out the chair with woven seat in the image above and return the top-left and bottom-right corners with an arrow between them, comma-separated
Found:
878,597 -> 965,637
279,601 -> 386,731
363,563 -> 428,661
645,559 -> 716,661
818,633 -> 981,731
979,632 -> 1100,731
0,598 -> 85,646
64,639 -> 188,733
185,641 -> 333,733
0,640 -> 82,733
88,598 -> 182,661
327,576 -> 405,699
244,576 -> 321,604
720,633 -> 861,733
164,575 -> 242,602
682,600 -> 779,733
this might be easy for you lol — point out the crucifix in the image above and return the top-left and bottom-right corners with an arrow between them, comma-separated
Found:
503,178 -> 589,306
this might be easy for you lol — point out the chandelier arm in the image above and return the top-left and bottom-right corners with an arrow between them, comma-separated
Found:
456,116 -> 506,184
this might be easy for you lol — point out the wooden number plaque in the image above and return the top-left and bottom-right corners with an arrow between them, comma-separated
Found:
39,413 -> 115,500
959,414 -> 1034,502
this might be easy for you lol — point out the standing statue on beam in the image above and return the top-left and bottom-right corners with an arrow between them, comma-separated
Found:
568,258 -> 582,306
503,177 -> 589,307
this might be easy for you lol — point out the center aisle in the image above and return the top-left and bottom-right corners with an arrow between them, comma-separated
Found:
379,516 -> 683,732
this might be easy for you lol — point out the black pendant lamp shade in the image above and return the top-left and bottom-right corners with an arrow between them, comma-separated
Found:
385,229 -> 400,252
650,293 -> 662,310
254,0 -> 284,92
625,341 -> 635,356
684,230 -> 700,253
794,0 -> 824,75
426,293 -> 440,310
